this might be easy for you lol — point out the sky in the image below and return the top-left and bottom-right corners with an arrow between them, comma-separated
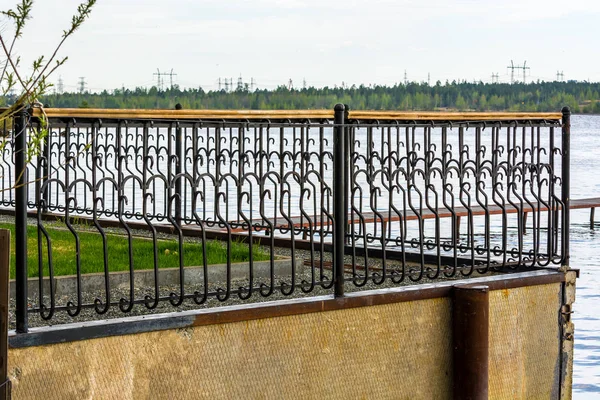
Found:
4,0 -> 600,92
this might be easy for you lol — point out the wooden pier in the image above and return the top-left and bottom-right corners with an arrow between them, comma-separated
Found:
230,197 -> 600,233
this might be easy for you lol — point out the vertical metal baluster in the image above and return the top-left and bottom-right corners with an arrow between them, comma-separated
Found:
42,121 -> 50,213
175,120 -> 182,226
318,125 -> 327,286
513,124 -> 524,266
175,104 -> 183,224
348,123 -> 358,284
237,124 -> 243,227
36,118 -> 52,319
386,126 -> 393,242
530,125 -> 539,263
549,126 -> 558,256
64,120 -> 83,317
90,120 -> 111,314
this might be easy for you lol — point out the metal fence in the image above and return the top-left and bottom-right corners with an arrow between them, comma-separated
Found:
0,105 -> 570,331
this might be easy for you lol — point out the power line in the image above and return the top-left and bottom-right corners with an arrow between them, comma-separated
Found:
57,76 -> 64,94
557,71 -> 564,82
491,73 -> 499,84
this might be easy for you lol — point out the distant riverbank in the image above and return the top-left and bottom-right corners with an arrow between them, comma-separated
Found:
14,80 -> 599,114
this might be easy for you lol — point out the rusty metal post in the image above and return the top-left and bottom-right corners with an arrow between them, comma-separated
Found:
452,284 -> 489,400
559,270 -> 577,399
0,230 -> 11,400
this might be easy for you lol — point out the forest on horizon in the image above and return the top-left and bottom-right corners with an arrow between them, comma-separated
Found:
5,80 -> 600,113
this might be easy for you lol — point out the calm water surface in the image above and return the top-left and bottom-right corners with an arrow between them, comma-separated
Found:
570,115 -> 600,398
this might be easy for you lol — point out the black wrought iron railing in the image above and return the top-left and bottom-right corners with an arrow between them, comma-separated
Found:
0,105 -> 570,331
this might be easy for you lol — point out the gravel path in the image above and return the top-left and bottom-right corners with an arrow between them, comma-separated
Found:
3,215 -> 496,329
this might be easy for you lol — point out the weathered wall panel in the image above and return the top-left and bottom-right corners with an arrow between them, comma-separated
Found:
8,298 -> 453,400
489,284 -> 562,400
7,283 -> 563,400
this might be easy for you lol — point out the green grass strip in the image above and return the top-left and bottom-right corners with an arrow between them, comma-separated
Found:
0,223 -> 268,279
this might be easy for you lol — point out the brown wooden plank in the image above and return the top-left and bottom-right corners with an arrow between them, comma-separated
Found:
36,108 -> 334,121
0,229 -> 10,400
570,198 -> 600,209
234,197 -> 600,231
349,111 -> 562,121
26,108 -> 561,122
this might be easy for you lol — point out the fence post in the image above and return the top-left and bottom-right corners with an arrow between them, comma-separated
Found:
333,104 -> 346,297
561,106 -> 570,269
452,284 -> 489,400
0,230 -> 10,400
14,109 -> 28,333
174,103 -> 183,225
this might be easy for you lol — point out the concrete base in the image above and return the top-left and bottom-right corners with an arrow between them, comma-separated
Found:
7,274 -> 569,400
10,257 -> 303,299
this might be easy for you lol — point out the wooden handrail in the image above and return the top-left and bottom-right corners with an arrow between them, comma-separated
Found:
34,108 -> 334,120
21,107 -> 563,122
349,111 -> 562,121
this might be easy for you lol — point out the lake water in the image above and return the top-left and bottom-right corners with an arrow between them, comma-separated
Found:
569,115 -> 600,397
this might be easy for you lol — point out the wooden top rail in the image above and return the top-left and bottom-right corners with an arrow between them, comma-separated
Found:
22,108 -> 563,122
36,108 -> 335,121
349,111 -> 562,121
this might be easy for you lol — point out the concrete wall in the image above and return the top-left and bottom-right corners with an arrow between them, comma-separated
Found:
7,282 -> 564,400
489,284 -> 562,399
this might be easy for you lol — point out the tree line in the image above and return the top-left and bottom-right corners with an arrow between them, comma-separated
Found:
4,80 -> 600,113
